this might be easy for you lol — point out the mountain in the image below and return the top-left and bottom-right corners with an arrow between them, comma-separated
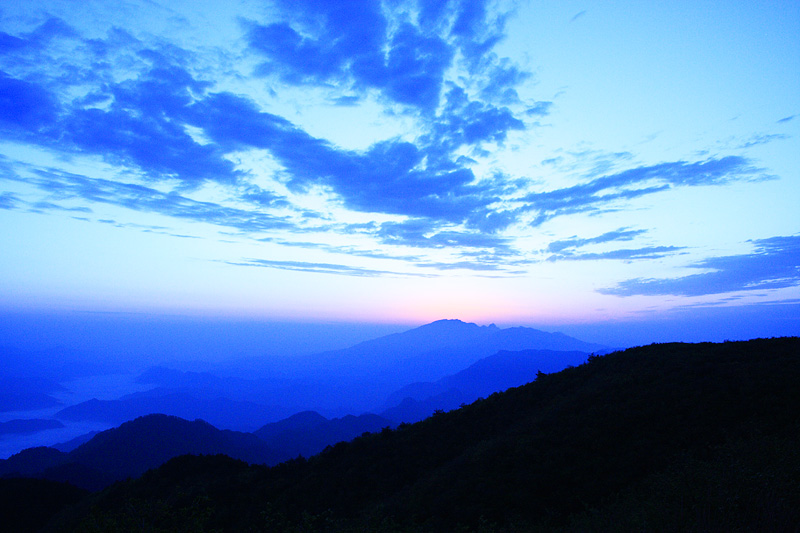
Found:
0,418 -> 64,436
0,446 -> 70,478
54,390 -> 294,432
381,348 -> 590,423
51,431 -> 101,453
68,414 -> 277,480
75,320 -> 607,421
0,376 -> 65,412
253,411 -> 392,462
0,414 -> 279,490
316,320 -> 605,379
294,319 -> 607,411
44,338 -> 800,531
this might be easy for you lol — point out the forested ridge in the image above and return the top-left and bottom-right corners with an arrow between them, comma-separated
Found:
24,338 -> 800,531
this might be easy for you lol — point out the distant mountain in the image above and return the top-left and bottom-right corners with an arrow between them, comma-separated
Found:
0,376 -> 65,412
3,409 -> 395,491
381,349 -> 590,423
298,319 -> 607,410
380,390 -> 466,426
51,431 -> 101,453
54,390 -> 294,431
44,338 -> 800,532
254,411 -> 391,462
135,366 -> 292,402
0,418 -> 64,436
68,414 -> 277,480
0,446 -> 69,478
104,320 -> 607,419
0,414 -> 279,490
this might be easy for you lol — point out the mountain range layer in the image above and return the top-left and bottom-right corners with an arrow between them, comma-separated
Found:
4,337 -> 797,531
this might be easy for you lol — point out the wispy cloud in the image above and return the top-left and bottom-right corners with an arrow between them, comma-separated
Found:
548,246 -> 684,262
739,133 -> 790,148
0,191 -> 20,209
1,166 -> 295,233
600,235 -> 800,296
226,258 -> 430,278
547,228 -> 647,253
570,10 -> 587,22
523,156 -> 761,226
544,228 -> 685,262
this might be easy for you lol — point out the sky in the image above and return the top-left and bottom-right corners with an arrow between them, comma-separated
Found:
0,0 -> 798,339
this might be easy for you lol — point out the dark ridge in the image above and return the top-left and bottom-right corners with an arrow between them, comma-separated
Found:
0,477 -> 87,533
43,337 -> 800,531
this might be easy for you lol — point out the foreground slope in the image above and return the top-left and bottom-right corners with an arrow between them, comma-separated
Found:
50,338 -> 800,531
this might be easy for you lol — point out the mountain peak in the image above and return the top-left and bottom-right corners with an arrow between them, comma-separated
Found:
424,318 -> 471,327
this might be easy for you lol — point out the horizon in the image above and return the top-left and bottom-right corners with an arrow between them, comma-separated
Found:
0,1 -> 797,330
1,314 -> 797,460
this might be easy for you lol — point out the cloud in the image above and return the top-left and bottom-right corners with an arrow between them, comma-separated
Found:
60,64 -> 239,186
246,1 -> 453,110
1,2 -> 531,233
570,10 -> 587,22
544,228 -> 685,263
430,85 -> 525,151
0,32 -> 28,53
28,201 -> 92,214
189,91 -> 507,223
378,218 -> 513,252
0,72 -> 60,133
548,246 -> 684,262
226,258 -> 429,278
254,231 -> 524,273
246,0 -> 522,112
600,235 -> 800,297
0,2 -> 778,281
523,156 -> 760,226
0,191 -> 20,210
777,115 -> 795,123
547,228 -> 647,253
0,49 -> 240,185
526,101 -> 552,116
2,166 -> 295,234
739,133 -> 790,148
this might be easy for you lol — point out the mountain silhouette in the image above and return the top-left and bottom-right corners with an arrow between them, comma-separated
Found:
0,418 -> 64,436
54,391 -> 294,432
0,376 -> 64,412
0,414 -> 278,489
253,411 -> 391,462
294,319 -> 607,411
42,338 -> 800,531
381,348 -> 591,423
50,320 -> 607,422
69,414 -> 277,479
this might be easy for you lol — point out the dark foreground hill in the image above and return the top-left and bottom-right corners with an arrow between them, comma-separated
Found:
40,338 -> 800,531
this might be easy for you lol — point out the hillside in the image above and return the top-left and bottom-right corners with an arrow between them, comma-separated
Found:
46,337 -> 800,531
254,411 -> 391,462
0,414 -> 279,491
381,348 -> 590,422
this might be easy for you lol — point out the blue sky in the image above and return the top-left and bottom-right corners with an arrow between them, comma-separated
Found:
0,0 -> 798,335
